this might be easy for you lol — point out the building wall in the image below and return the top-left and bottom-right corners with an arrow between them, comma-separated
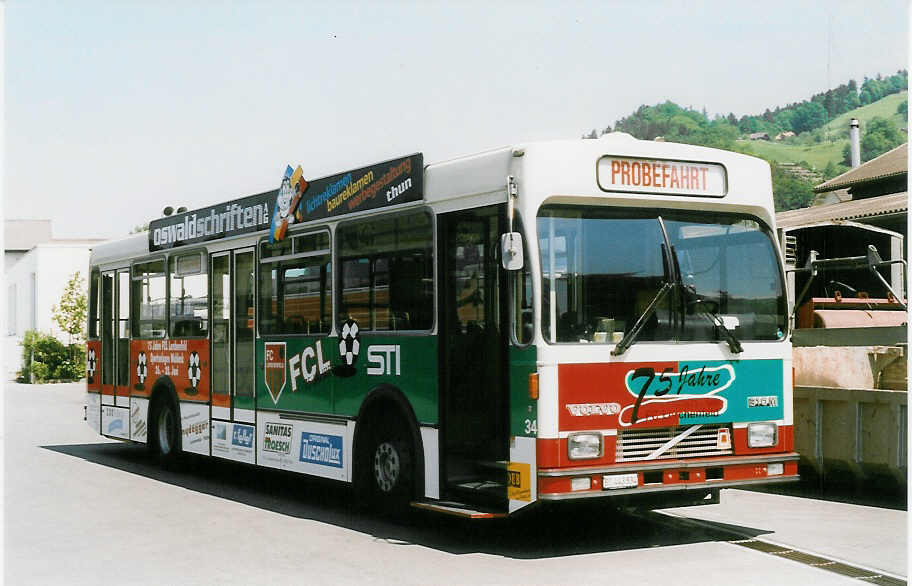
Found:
4,244 -> 93,379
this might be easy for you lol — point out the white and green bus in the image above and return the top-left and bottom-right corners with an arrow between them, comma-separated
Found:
86,135 -> 797,517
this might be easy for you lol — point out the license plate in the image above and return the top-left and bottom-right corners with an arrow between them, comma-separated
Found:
767,463 -> 784,476
602,473 -> 638,490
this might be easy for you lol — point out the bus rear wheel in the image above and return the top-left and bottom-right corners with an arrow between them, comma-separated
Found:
151,397 -> 181,468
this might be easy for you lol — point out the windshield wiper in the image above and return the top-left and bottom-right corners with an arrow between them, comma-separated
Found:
612,226 -> 676,357
667,243 -> 742,354
611,280 -> 674,356
679,283 -> 743,354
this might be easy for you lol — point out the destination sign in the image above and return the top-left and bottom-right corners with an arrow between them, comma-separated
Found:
597,156 -> 727,198
148,153 -> 424,251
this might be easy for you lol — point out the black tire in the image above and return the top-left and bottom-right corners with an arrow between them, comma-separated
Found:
151,397 -> 182,468
357,420 -> 414,513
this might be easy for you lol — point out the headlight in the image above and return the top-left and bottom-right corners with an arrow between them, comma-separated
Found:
568,432 -> 603,460
747,422 -> 777,448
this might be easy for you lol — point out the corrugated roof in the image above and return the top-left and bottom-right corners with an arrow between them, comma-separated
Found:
776,192 -> 908,228
814,143 -> 907,193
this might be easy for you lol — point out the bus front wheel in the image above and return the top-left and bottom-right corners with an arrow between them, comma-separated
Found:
358,421 -> 414,513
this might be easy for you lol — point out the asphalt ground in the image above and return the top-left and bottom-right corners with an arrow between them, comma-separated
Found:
4,382 -> 908,585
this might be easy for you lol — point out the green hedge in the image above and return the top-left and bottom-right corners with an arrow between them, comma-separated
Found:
17,330 -> 85,383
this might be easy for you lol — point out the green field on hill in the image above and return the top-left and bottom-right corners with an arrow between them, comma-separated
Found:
822,91 -> 907,137
736,138 -> 848,170
736,91 -> 907,170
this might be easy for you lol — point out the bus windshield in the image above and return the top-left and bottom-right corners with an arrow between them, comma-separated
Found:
537,205 -> 787,345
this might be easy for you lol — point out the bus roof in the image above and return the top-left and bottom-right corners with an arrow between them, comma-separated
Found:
91,137 -> 774,267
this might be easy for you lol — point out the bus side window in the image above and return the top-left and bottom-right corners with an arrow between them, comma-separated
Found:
510,216 -> 533,345
101,273 -> 114,385
337,211 -> 433,332
169,253 -> 209,338
88,269 -> 100,339
132,259 -> 167,339
258,231 -> 332,336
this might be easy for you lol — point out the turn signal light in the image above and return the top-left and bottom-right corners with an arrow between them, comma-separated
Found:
529,373 -> 539,400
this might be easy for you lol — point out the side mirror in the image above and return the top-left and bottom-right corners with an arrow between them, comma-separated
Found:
501,232 -> 524,270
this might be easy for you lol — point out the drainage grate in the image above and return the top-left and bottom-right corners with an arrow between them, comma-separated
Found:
826,562 -> 884,579
731,539 -> 790,554
864,576 -> 908,586
730,540 -> 906,585
775,550 -> 832,566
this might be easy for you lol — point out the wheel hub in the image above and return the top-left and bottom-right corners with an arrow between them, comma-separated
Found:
373,442 -> 400,492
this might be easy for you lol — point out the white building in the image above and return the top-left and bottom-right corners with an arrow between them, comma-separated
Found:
4,219 -> 105,380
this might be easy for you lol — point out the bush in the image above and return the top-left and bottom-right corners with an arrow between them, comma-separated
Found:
17,330 -> 85,383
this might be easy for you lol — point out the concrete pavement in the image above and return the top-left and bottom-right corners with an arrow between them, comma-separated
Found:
4,382 -> 906,585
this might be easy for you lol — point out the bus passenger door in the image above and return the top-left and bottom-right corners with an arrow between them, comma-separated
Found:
438,205 -> 509,510
211,253 -> 232,420
232,248 -> 256,423
114,270 -> 130,407
210,248 -> 256,462
100,272 -> 115,404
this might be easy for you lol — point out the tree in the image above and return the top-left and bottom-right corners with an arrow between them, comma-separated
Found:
823,160 -> 848,180
897,99 -> 907,120
52,271 -> 88,350
770,162 -> 815,211
860,116 -> 903,162
791,102 -> 827,134
130,223 -> 150,234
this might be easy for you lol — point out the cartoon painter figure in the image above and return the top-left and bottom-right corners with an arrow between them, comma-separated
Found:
270,165 -> 308,243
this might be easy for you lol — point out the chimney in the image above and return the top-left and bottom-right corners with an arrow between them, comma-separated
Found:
849,118 -> 861,168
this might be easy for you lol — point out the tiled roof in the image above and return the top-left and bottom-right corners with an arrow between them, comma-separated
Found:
776,192 -> 908,228
814,143 -> 907,193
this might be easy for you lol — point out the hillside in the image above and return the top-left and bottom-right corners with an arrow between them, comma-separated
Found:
822,91 -> 907,137
739,138 -> 846,169
736,91 -> 907,169
597,76 -> 907,210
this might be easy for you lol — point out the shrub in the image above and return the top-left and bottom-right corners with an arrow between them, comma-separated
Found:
17,330 -> 86,383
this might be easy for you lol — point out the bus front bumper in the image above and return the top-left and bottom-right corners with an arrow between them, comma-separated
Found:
537,453 -> 800,501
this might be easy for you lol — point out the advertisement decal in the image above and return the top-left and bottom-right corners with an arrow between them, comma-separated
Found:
86,341 -> 101,392
264,342 -> 287,404
130,339 -> 209,401
263,422 -> 293,455
559,359 -> 784,430
150,154 -> 423,251
149,191 -> 274,252
102,405 -> 129,439
213,422 -> 256,464
179,403 -> 210,456
299,432 -> 343,468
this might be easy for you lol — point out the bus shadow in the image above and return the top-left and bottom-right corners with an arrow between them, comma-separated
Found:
43,442 -> 773,559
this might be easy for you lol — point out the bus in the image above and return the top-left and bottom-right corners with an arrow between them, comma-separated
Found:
85,135 -> 798,517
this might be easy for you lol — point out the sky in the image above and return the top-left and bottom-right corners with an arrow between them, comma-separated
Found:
4,0 -> 909,240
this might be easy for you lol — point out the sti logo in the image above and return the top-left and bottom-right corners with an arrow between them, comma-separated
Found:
232,425 -> 254,448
